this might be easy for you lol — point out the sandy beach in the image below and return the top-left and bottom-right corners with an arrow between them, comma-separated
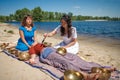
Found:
0,23 -> 120,80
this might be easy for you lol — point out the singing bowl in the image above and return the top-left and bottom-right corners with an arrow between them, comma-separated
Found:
11,49 -> 19,57
10,49 -> 18,54
91,67 -> 111,80
56,47 -> 67,56
99,68 -> 111,80
18,52 -> 31,61
98,72 -> 111,80
7,47 -> 15,52
64,70 -> 84,80
102,68 -> 111,73
0,43 -> 9,49
43,42 -> 52,47
91,67 -> 103,73
0,45 -> 6,49
6,47 -> 16,53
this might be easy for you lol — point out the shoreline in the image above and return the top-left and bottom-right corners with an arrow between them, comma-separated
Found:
0,23 -> 120,80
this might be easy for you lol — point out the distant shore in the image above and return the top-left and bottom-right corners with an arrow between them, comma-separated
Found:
84,19 -> 108,21
0,23 -> 120,80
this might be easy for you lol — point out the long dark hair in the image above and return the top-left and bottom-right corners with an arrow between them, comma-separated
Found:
60,15 -> 72,38
21,14 -> 33,27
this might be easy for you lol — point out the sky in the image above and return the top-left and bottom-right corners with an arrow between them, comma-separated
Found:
0,0 -> 120,18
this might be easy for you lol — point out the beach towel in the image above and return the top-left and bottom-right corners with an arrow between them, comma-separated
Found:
2,49 -> 120,80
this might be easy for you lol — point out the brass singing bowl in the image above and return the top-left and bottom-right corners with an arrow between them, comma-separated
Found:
0,45 -> 6,49
43,42 -> 52,47
98,72 -> 111,80
0,43 -> 9,49
100,68 -> 111,80
102,68 -> 111,73
56,47 -> 67,56
7,47 -> 15,52
91,67 -> 111,80
64,70 -> 84,80
11,50 -> 19,57
91,67 -> 103,73
18,52 -> 31,61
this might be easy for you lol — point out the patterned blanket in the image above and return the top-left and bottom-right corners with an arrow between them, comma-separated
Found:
2,50 -> 120,80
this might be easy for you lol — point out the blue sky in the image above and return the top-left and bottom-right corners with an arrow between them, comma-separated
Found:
0,0 -> 120,17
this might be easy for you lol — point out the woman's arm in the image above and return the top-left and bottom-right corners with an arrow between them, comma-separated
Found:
63,38 -> 77,48
44,30 -> 57,37
44,25 -> 61,37
32,30 -> 38,46
19,30 -> 31,48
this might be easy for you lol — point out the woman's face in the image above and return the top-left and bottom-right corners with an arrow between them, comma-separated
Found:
61,19 -> 67,28
26,17 -> 32,25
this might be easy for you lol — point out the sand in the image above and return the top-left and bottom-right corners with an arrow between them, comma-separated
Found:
0,23 -> 120,80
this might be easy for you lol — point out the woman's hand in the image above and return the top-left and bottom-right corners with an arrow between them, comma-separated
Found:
43,33 -> 48,37
28,45 -> 31,49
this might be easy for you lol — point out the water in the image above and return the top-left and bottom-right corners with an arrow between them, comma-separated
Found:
6,21 -> 120,40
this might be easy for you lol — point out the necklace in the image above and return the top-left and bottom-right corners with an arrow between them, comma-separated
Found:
25,26 -> 32,31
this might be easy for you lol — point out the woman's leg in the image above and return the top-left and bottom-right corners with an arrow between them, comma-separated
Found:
29,43 -> 44,64
29,46 -> 36,64
29,54 -> 37,64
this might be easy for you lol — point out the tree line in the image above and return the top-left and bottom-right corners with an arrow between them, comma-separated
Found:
0,7 -> 120,22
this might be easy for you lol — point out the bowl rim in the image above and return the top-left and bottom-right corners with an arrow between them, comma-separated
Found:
56,47 -> 67,55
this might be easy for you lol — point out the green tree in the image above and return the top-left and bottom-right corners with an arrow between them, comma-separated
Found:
9,14 -> 15,21
48,12 -> 54,20
0,16 -> 6,22
68,12 -> 73,17
14,8 -> 31,21
32,7 -> 42,21
42,11 -> 50,21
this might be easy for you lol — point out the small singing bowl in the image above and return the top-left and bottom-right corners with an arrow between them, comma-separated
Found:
2,43 -> 9,47
56,47 -> 67,56
101,68 -> 111,73
10,49 -> 18,54
64,70 -> 84,80
91,67 -> 103,73
98,72 -> 111,80
6,47 -> 15,53
18,52 -> 31,61
101,68 -> 111,80
11,49 -> 20,57
91,67 -> 111,80
0,45 -> 6,49
43,42 -> 52,47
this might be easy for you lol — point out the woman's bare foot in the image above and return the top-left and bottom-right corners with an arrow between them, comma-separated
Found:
29,54 -> 37,64
29,58 -> 36,64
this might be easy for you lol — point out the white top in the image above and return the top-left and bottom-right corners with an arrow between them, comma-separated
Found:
54,25 -> 77,44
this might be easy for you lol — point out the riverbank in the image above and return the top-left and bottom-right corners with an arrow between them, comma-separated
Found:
0,23 -> 120,80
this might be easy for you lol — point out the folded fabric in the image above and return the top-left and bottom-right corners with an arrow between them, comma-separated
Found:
40,47 -> 54,59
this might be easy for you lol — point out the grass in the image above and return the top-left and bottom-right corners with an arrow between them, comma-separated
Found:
7,30 -> 14,34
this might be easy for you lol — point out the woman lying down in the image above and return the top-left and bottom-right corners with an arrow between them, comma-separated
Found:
29,43 -> 116,80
